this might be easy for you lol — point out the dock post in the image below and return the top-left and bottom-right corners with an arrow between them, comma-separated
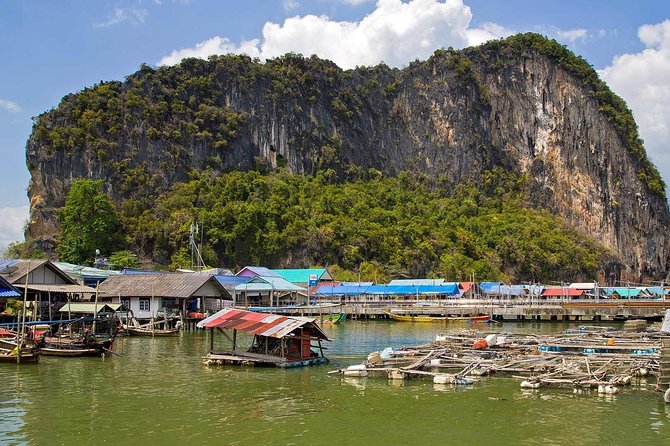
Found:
659,339 -> 670,397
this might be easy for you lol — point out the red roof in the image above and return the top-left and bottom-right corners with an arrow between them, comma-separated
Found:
542,288 -> 585,297
196,308 -> 329,340
459,282 -> 474,292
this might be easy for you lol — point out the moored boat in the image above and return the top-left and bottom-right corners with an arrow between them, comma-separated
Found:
0,347 -> 39,364
321,313 -> 347,325
384,310 -> 490,323
126,326 -> 180,337
38,335 -> 114,357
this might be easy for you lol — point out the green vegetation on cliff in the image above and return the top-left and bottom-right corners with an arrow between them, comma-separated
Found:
113,168 -> 608,282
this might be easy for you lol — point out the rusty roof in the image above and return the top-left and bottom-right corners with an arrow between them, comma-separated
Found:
98,273 -> 228,299
197,308 -> 329,340
542,288 -> 585,297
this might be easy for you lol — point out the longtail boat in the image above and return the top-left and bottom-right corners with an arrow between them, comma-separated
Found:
38,335 -> 114,357
126,326 -> 180,336
321,313 -> 347,325
384,310 -> 490,323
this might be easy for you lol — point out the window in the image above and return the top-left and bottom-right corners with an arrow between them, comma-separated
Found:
139,299 -> 150,311
121,299 -> 130,310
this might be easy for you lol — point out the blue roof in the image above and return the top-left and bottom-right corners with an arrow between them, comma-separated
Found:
315,285 -> 370,296
646,287 -> 670,296
480,282 -> 503,291
0,288 -> 21,298
482,284 -> 526,296
237,266 -> 281,277
417,284 -> 459,295
215,275 -> 252,286
121,269 -> 165,275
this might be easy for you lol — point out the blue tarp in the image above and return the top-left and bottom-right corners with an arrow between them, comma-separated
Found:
482,284 -> 526,296
480,282 -> 503,292
315,284 -> 459,296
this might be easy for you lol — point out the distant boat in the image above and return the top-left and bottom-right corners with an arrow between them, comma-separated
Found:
321,314 -> 347,325
126,326 -> 180,337
384,310 -> 490,323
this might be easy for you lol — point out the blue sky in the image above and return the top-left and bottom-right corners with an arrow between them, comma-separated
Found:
1,0 -> 670,252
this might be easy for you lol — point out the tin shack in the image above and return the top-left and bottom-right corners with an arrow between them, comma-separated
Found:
197,308 -> 329,368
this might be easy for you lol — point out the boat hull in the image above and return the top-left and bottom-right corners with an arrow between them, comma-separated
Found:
39,347 -> 103,357
384,311 -> 490,323
127,327 -> 180,337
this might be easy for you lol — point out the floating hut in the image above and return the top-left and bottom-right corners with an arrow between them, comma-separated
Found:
197,308 -> 329,368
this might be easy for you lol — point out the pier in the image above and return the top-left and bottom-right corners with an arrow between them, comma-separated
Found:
260,299 -> 670,321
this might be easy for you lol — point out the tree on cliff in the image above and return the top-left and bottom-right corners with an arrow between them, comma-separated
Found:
56,179 -> 119,265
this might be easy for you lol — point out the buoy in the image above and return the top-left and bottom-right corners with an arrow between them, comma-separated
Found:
347,364 -> 367,371
388,370 -> 405,380
622,376 -> 632,385
664,388 -> 670,404
430,359 -> 442,366
598,385 -> 606,394
521,380 -> 539,389
605,385 -> 619,395
639,368 -> 649,377
433,374 -> 454,385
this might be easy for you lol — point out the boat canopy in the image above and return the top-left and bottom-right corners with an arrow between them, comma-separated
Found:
59,303 -> 122,314
197,308 -> 329,341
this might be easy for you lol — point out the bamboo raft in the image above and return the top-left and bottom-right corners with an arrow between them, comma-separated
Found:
330,328 -> 670,394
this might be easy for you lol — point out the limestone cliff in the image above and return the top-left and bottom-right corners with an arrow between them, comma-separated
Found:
25,33 -> 670,280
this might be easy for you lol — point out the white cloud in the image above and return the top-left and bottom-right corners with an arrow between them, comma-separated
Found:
159,36 -> 262,66
94,8 -> 148,28
0,206 -> 28,255
158,0 -> 513,69
0,99 -> 21,113
600,19 -> 670,189
556,28 -> 588,43
283,0 -> 299,12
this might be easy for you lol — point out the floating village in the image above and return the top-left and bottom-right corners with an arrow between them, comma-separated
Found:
1,257 -> 669,405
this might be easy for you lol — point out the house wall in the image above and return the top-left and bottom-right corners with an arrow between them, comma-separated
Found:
23,266 -> 70,285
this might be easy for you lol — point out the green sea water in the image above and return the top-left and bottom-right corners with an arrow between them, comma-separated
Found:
1,321 -> 668,445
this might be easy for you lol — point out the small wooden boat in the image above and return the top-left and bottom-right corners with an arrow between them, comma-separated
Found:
384,310 -> 490,323
126,326 -> 180,337
38,335 -> 114,357
0,347 -> 39,364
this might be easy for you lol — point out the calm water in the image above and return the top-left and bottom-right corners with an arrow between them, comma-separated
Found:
1,321 -> 669,445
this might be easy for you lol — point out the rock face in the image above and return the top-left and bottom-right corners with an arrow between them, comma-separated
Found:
25,34 -> 670,280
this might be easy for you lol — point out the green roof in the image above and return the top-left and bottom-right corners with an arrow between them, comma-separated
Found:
59,303 -> 122,314
270,269 -> 332,284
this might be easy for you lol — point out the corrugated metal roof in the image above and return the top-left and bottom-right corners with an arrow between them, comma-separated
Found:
15,284 -> 97,294
605,288 -> 646,297
0,288 -> 21,298
53,262 -> 121,281
0,259 -> 78,285
482,285 -> 527,296
542,288 -> 585,297
646,287 -> 670,296
236,266 -> 281,278
59,303 -> 122,314
569,282 -> 598,289
388,279 -> 445,286
339,281 -> 374,287
270,269 -> 331,283
235,276 -> 305,292
480,282 -> 503,291
0,275 -> 20,297
99,273 -> 226,298
215,275 -> 252,286
196,308 -> 329,340
314,285 -> 370,296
